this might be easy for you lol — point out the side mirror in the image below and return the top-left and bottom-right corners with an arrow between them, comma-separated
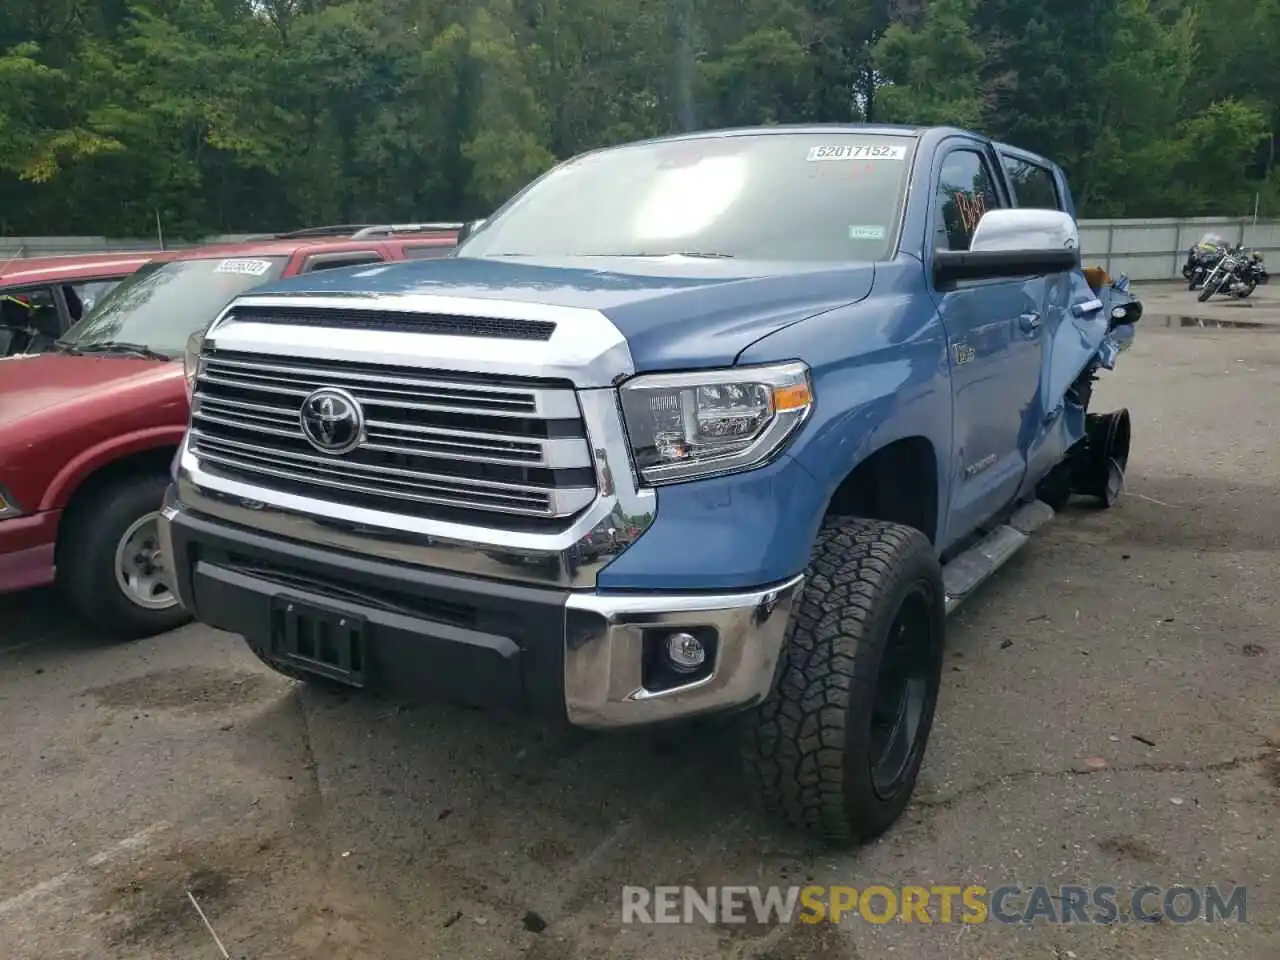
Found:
934,208 -> 1080,286
456,218 -> 487,244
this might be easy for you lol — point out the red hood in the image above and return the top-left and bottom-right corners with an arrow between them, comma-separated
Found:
0,353 -> 183,424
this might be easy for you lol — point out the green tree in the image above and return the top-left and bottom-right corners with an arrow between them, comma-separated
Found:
872,0 -> 983,128
1,0 -> 1278,234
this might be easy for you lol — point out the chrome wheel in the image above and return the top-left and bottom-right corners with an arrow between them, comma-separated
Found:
113,512 -> 177,611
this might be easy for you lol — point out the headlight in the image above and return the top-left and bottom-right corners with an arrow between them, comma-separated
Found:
0,485 -> 22,520
618,360 -> 813,484
183,329 -> 205,401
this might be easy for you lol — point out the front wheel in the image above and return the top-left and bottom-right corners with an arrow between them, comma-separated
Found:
742,517 -> 945,843
1197,275 -> 1221,302
58,474 -> 192,640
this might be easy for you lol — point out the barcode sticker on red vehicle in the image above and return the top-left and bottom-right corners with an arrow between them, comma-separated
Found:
214,258 -> 273,276
807,144 -> 906,162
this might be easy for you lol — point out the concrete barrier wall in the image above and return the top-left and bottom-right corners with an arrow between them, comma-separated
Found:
4,220 -> 1279,281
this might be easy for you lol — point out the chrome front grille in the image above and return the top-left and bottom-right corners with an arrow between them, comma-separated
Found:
189,348 -> 598,527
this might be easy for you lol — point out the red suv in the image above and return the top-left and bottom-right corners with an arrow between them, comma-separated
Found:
0,224 -> 458,638
1,251 -> 170,356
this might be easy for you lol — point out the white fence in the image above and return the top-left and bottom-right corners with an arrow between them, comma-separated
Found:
5,219 -> 1280,282
1079,218 -> 1280,281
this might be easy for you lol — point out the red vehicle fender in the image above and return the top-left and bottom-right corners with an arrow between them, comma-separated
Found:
40,425 -> 187,512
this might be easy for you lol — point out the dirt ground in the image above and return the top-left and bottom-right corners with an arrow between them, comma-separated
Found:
1,282 -> 1277,960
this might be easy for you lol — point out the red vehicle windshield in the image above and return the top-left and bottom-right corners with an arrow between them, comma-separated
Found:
59,255 -> 289,358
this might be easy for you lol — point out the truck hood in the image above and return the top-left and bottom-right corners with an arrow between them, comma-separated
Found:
0,353 -> 181,425
250,255 -> 877,369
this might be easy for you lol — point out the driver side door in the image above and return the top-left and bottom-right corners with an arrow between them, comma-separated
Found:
929,144 -> 1050,545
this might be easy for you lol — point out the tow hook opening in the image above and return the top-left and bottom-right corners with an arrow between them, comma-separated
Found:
1072,408 -> 1131,507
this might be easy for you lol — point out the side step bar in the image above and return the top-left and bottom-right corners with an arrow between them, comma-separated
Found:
942,500 -> 1055,615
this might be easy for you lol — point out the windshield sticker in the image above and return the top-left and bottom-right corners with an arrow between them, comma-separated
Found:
214,258 -> 274,276
848,225 -> 887,240
807,144 -> 906,162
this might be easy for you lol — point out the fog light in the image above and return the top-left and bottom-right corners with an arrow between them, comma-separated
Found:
665,632 -> 706,672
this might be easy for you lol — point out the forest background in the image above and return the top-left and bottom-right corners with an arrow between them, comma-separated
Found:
1,0 -> 1276,236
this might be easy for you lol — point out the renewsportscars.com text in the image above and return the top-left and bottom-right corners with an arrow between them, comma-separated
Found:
621,884 -> 1248,925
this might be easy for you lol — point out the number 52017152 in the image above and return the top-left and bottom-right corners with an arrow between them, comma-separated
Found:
806,144 -> 907,162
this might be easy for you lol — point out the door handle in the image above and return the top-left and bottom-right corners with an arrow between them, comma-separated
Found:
1019,312 -> 1042,333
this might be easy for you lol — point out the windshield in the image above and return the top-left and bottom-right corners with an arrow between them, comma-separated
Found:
61,255 -> 289,357
457,132 -> 916,262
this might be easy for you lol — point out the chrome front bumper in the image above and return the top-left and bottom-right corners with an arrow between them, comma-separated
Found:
159,494 -> 803,729
563,574 -> 803,728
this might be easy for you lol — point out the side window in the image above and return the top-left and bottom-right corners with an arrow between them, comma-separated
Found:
1001,156 -> 1062,211
401,244 -> 455,260
301,252 -> 384,273
65,278 -> 122,321
0,285 -> 59,334
934,150 -> 1004,251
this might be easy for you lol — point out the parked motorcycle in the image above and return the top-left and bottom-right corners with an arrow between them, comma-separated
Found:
1182,233 -> 1228,290
1196,244 -> 1268,302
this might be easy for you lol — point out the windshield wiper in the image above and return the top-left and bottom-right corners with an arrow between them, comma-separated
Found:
63,341 -> 172,361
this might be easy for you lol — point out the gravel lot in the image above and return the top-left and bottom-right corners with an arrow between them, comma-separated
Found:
1,283 -> 1277,960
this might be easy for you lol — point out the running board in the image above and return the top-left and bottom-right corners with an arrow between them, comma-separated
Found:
942,500 -> 1055,614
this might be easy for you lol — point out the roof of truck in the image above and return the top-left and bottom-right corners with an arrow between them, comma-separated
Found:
567,124 -> 1059,173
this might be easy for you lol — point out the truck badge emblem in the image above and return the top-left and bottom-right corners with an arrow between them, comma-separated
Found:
300,387 -> 364,455
952,342 -> 975,366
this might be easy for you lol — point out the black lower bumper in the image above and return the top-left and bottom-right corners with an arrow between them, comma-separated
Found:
164,505 -> 570,714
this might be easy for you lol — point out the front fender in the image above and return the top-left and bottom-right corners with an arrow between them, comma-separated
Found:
42,425 -> 187,511
736,266 -> 954,545
595,451 -> 827,591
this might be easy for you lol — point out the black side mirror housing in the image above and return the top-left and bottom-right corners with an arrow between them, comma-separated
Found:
934,247 -> 1081,285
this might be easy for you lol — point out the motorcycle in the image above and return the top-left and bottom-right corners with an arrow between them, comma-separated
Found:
1196,244 -> 1268,302
1182,234 -> 1229,290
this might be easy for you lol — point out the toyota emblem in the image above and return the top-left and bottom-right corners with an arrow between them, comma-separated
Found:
299,387 -> 364,454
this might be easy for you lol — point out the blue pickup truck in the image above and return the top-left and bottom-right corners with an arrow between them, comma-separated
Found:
159,124 -> 1141,842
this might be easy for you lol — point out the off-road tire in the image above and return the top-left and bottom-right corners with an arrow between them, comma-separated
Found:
742,517 -> 945,843
58,474 -> 192,641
